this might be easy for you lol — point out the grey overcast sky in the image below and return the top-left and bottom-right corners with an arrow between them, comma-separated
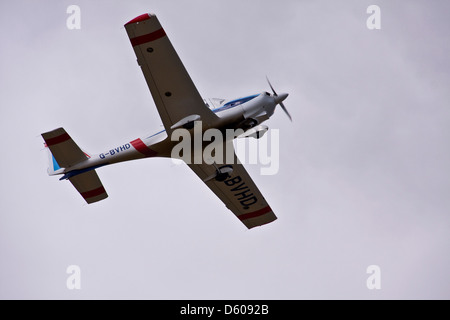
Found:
1,0 -> 449,299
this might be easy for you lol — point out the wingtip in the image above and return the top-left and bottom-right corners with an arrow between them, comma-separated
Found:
124,13 -> 152,26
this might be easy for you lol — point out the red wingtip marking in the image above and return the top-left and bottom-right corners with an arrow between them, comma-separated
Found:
44,132 -> 71,146
129,28 -> 166,47
238,206 -> 272,221
81,186 -> 106,199
125,13 -> 151,26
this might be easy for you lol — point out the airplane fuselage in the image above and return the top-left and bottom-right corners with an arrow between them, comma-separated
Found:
61,91 -> 283,179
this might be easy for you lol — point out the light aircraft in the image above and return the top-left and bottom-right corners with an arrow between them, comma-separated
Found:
41,13 -> 290,229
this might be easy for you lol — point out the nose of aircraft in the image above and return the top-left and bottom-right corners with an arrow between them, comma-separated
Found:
274,92 -> 289,104
266,77 -> 292,121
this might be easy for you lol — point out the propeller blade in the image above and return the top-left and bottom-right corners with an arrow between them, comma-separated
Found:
280,102 -> 292,122
266,76 -> 278,96
267,76 -> 292,121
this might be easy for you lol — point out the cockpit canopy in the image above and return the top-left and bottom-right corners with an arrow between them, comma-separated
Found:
204,93 -> 265,112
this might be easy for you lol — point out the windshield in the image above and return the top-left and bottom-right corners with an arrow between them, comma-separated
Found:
222,94 -> 259,109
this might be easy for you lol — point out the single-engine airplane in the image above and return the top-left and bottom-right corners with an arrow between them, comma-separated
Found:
41,13 -> 290,229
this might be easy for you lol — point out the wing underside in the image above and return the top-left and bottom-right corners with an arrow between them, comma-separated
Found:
124,13 -> 218,132
124,14 -> 276,228
187,142 -> 277,229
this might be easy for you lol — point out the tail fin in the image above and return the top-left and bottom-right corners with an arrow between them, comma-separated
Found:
44,143 -> 65,176
41,127 -> 108,204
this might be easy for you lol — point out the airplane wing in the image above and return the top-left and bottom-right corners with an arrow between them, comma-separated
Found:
124,14 -> 218,132
187,142 -> 277,229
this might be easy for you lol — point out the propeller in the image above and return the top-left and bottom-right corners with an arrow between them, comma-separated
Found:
266,76 -> 292,121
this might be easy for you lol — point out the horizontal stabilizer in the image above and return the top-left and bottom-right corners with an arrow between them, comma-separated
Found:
41,127 -> 108,204
69,170 -> 108,204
